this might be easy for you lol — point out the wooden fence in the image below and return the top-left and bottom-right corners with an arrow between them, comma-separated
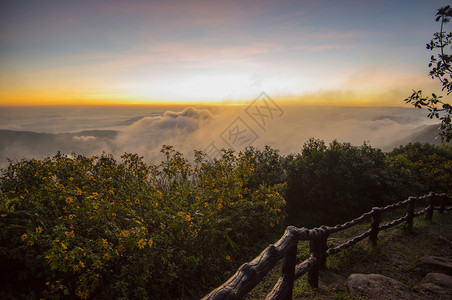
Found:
202,192 -> 452,300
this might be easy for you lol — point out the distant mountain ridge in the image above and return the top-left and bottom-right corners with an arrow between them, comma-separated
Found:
0,129 -> 117,165
0,122 -> 446,168
389,124 -> 442,149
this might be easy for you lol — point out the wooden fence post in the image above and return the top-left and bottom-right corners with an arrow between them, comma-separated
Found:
439,194 -> 446,214
426,194 -> 434,221
308,237 -> 320,288
280,242 -> 297,300
319,233 -> 328,270
369,207 -> 381,246
406,198 -> 415,229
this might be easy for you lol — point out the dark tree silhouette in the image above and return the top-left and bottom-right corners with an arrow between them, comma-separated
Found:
405,5 -> 452,142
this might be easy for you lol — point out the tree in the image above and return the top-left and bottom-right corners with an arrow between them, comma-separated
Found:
405,5 -> 452,142
285,139 -> 391,227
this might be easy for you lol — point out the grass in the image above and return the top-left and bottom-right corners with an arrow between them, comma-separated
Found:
243,210 -> 452,299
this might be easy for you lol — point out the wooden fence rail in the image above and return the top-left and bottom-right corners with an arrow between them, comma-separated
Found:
202,192 -> 452,300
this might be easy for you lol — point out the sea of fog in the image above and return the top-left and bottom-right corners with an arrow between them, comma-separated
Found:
0,104 -> 441,168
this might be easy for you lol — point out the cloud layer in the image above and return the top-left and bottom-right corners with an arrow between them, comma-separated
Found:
0,105 -> 442,168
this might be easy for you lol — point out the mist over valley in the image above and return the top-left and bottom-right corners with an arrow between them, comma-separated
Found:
0,105 -> 442,168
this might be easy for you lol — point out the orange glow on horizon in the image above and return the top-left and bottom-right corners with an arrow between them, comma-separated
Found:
0,92 -> 410,108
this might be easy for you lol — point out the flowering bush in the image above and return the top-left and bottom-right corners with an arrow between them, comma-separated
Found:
0,146 -> 285,299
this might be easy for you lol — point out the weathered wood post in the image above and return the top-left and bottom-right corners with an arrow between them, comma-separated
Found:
439,194 -> 446,214
318,232 -> 328,270
308,234 -> 321,288
369,207 -> 381,246
278,242 -> 297,300
426,194 -> 435,221
406,197 -> 415,229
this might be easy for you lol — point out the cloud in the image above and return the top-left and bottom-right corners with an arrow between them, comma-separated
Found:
113,107 -> 214,158
0,104 -> 443,169
73,135 -> 97,142
3,124 -> 22,131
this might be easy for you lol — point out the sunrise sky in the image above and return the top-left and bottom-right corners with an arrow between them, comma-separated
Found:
0,0 -> 450,106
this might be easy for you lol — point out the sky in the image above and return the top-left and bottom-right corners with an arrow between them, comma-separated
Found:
1,0 -> 450,106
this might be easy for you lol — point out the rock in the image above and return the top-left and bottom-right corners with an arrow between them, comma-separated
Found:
413,273 -> 452,299
319,271 -> 347,289
347,273 -> 412,299
417,256 -> 452,275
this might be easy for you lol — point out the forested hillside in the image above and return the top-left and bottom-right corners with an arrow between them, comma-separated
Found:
0,141 -> 450,299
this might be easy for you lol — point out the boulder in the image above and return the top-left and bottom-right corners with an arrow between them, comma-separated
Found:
413,272 -> 452,299
417,256 -> 452,275
347,273 -> 412,299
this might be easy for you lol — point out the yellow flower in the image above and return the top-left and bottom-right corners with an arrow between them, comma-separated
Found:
73,265 -> 79,272
66,197 -> 73,204
76,289 -> 89,300
185,214 -> 191,222
61,242 -> 67,250
103,253 -> 110,260
148,239 -> 153,248
270,222 -> 275,227
226,255 -> 231,260
36,226 -> 43,234
70,230 -> 75,238
68,177 -> 74,181
21,233 -> 28,241
120,230 -> 129,237
0,214 -> 6,217
79,261 -> 85,268
76,188 -> 82,196
177,211 -> 183,217
109,188 -> 114,195
137,239 -> 145,249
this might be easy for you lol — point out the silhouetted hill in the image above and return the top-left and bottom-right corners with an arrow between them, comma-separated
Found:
388,124 -> 443,149
0,129 -> 117,164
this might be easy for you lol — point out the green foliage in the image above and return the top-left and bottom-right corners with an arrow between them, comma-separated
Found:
0,147 -> 285,299
0,141 -> 449,298
386,142 -> 452,196
244,145 -> 288,189
285,139 -> 391,227
405,5 -> 452,142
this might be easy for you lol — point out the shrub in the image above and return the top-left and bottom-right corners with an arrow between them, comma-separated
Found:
0,147 -> 285,299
